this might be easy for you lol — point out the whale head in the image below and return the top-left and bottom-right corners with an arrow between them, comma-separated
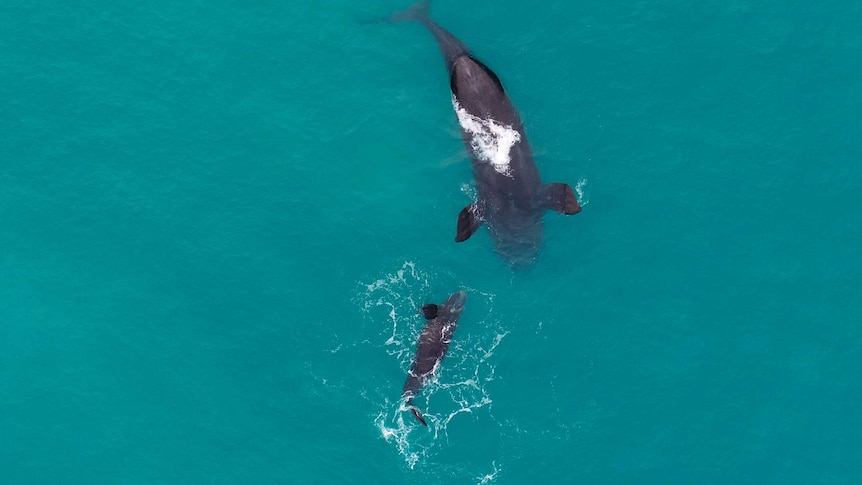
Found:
441,290 -> 467,317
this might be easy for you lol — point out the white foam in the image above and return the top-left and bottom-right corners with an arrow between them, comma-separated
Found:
479,331 -> 509,361
356,261 -> 430,360
575,178 -> 589,206
476,462 -> 500,484
452,95 -> 521,177
460,182 -> 476,199
375,404 -> 424,469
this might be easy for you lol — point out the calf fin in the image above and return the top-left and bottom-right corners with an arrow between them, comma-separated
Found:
421,304 -> 439,320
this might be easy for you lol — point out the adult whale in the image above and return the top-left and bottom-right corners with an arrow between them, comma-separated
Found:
391,1 -> 581,268
402,290 -> 467,426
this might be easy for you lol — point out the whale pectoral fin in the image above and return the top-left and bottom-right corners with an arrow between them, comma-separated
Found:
539,183 -> 581,215
455,204 -> 483,242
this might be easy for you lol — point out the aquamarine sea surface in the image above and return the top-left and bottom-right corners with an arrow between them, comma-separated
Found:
2,1 -> 860,483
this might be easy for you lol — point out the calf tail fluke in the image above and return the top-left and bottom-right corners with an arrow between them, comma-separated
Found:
410,406 -> 428,426
388,0 -> 431,24
406,398 -> 428,426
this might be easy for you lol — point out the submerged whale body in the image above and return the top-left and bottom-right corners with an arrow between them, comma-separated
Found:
391,0 -> 581,268
402,290 -> 467,426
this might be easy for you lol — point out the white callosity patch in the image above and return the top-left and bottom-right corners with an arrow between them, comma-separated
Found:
452,95 -> 521,177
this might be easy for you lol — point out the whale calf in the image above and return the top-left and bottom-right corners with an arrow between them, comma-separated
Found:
391,1 -> 581,268
402,290 -> 467,426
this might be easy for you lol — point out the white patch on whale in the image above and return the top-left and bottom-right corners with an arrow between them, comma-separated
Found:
452,95 -> 521,177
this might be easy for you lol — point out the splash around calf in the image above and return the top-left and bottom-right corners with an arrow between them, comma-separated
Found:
402,290 -> 467,426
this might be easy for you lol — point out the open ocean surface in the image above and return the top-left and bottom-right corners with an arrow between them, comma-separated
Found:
2,1 -> 861,483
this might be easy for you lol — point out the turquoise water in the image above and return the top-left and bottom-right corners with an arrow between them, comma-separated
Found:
2,0 -> 860,482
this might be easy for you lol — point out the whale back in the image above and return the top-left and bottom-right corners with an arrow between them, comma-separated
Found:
401,291 -> 467,400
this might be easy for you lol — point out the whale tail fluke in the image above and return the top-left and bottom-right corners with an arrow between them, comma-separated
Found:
388,0 -> 431,24
539,183 -> 582,215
